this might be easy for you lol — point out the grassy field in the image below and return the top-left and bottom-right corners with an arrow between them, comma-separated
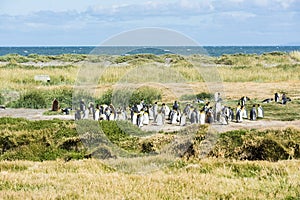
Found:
0,117 -> 300,199
0,158 -> 299,199
0,52 -> 299,104
1,52 -> 300,199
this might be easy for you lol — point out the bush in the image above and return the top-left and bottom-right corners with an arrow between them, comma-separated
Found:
97,89 -> 113,105
180,94 -> 197,101
130,86 -> 161,105
210,128 -> 300,161
8,91 -> 47,109
215,55 -> 233,65
0,54 -> 29,63
0,118 -> 85,161
196,92 -> 213,100
98,87 -> 162,106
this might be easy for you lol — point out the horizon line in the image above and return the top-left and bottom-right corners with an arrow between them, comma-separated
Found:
1,45 -> 300,47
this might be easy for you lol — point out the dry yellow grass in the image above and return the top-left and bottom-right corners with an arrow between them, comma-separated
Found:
0,158 -> 299,199
218,65 -> 300,82
1,56 -> 299,103
290,51 -> 300,62
0,66 -> 77,91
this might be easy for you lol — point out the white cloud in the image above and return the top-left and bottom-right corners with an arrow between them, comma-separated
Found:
0,0 -> 299,46
221,11 -> 256,20
254,0 -> 270,7
228,0 -> 245,3
179,0 -> 214,12
276,0 -> 295,9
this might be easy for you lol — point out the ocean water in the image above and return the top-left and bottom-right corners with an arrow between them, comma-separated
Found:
0,46 -> 300,57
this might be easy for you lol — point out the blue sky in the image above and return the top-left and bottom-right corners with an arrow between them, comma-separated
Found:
0,0 -> 299,46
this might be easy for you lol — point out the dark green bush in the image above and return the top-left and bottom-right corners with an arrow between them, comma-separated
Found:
180,94 -> 197,101
210,128 -> 300,161
0,54 -> 29,63
215,55 -> 233,65
8,91 -> 47,109
196,92 -> 213,100
130,86 -> 161,105
98,87 -> 161,106
97,89 -> 113,105
0,118 -> 85,161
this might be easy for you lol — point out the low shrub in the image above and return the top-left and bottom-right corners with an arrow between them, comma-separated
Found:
97,86 -> 162,106
8,91 -> 47,109
210,128 -> 300,161
196,92 -> 213,100
0,118 -> 83,161
0,54 -> 29,63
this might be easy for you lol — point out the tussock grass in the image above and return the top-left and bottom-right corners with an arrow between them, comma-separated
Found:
290,51 -> 300,62
1,53 -> 300,105
219,64 -> 300,82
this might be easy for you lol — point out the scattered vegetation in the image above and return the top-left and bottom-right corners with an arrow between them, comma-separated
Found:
0,52 -> 300,106
1,117 -> 299,163
1,52 -> 300,199
7,88 -> 74,109
97,86 -> 162,106
210,128 -> 300,161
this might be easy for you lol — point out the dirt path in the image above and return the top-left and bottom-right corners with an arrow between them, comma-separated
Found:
0,108 -> 73,120
1,108 -> 300,132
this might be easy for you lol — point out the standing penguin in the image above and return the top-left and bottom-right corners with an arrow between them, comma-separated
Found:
250,105 -> 257,120
257,104 -> 264,118
79,100 -> 86,113
241,106 -> 248,119
236,107 -> 243,123
131,104 -> 138,125
152,102 -> 158,122
94,104 -> 100,121
156,111 -> 164,126
240,96 -> 250,106
282,93 -> 288,105
274,93 -> 280,103
183,104 -> 191,115
180,113 -> 187,126
52,98 -> 59,111
206,109 -> 214,124
143,108 -> 149,125
165,104 -> 170,118
190,109 -> 197,124
199,109 -> 206,125
229,107 -> 234,121
148,105 -> 154,120
137,110 -> 144,128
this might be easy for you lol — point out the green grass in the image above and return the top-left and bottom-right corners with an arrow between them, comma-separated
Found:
1,117 -> 299,162
220,99 -> 300,121
210,128 -> 300,161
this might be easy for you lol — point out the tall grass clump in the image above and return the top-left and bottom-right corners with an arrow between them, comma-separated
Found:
0,54 -> 30,63
0,118 -> 85,161
114,54 -> 164,64
97,86 -> 162,107
7,90 -> 47,109
290,51 -> 300,62
6,88 -> 74,109
210,128 -> 300,161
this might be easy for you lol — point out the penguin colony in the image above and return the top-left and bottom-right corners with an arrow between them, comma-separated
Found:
73,92 -> 291,127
